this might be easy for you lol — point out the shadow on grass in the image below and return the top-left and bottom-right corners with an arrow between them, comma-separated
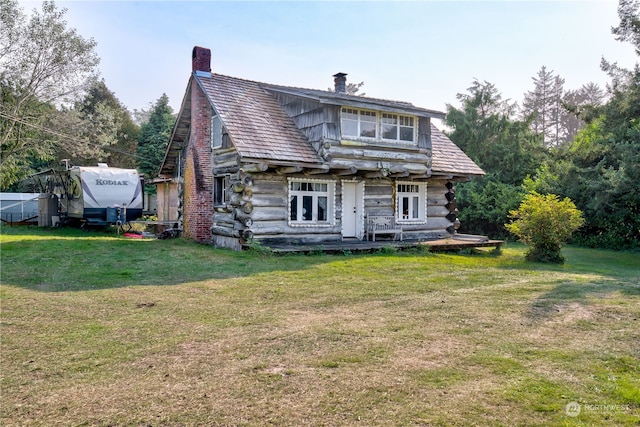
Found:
526,280 -> 640,320
501,246 -> 640,321
0,226 -> 338,292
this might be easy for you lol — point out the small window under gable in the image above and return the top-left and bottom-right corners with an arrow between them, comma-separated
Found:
211,115 -> 222,149
340,107 -> 416,144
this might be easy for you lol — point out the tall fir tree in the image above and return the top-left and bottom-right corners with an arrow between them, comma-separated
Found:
611,0 -> 640,55
136,94 -> 175,189
560,82 -> 605,144
551,75 -> 566,145
521,66 -> 560,146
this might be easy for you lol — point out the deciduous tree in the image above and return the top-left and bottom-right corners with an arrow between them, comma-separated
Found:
72,80 -> 139,168
0,0 -> 100,187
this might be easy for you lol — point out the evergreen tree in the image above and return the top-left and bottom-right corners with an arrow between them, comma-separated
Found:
560,82 -> 606,143
550,75 -> 566,145
579,82 -> 607,105
136,94 -> 175,188
530,0 -> 640,249
521,66 -> 558,146
611,0 -> 640,55
446,80 -> 546,238
447,80 -> 543,185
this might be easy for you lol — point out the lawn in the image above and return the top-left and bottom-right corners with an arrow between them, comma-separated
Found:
1,226 -> 639,426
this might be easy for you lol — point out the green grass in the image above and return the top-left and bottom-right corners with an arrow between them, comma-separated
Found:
1,226 -> 639,426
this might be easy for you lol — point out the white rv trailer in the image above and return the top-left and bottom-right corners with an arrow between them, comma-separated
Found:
46,164 -> 144,226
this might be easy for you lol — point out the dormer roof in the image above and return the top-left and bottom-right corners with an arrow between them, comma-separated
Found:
265,84 -> 446,120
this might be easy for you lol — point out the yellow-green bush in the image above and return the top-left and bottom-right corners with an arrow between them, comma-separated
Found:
505,192 -> 584,263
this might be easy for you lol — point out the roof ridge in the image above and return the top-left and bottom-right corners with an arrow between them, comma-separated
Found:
206,72 -> 331,94
207,72 -> 265,86
265,81 -> 416,107
206,73 -> 443,115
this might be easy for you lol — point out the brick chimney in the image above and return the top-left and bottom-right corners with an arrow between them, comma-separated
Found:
333,72 -> 347,93
192,46 -> 211,73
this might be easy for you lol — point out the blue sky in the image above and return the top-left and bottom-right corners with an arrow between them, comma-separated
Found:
20,1 -> 638,116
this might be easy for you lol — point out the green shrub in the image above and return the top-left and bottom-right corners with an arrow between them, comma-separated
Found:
456,175 -> 524,239
505,192 -> 585,263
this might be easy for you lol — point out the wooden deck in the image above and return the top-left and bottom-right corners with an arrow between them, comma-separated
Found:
259,234 -> 503,254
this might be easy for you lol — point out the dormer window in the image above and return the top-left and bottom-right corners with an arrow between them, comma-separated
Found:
341,108 -> 376,138
340,108 -> 416,143
382,114 -> 415,142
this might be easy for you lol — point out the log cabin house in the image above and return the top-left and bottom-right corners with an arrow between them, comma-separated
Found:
157,46 -> 485,250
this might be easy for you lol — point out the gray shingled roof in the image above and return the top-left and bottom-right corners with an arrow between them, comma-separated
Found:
161,72 -> 483,178
431,124 -> 484,176
196,74 -> 322,164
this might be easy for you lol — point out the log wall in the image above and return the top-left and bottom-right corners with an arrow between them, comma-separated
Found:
209,171 -> 460,248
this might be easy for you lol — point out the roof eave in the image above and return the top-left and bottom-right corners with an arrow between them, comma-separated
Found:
239,156 -> 325,168
430,171 -> 485,180
319,97 -> 446,119
158,78 -> 194,177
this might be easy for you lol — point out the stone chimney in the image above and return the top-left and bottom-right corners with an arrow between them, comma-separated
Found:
333,72 -> 347,93
192,46 -> 211,73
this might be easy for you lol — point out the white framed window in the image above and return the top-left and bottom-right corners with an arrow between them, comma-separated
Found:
341,108 -> 416,143
341,108 -> 377,139
382,113 -> 415,142
288,178 -> 335,227
396,182 -> 426,223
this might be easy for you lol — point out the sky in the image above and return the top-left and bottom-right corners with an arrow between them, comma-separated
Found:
18,0 -> 639,118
